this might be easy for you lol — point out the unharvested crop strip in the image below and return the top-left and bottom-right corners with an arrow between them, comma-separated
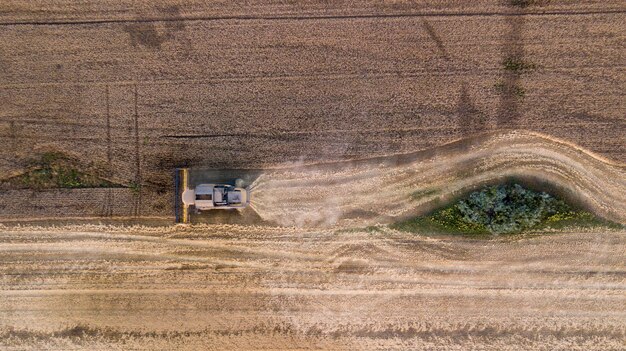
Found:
161,127 -> 462,139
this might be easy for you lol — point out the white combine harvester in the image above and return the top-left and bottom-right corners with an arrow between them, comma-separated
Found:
182,182 -> 250,210
176,168 -> 251,223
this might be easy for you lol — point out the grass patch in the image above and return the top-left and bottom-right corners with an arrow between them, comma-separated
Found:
391,216 -> 490,238
335,225 -> 384,235
128,181 -> 142,194
535,211 -> 623,231
7,152 -> 116,189
364,225 -> 383,233
392,183 -> 623,237
410,188 -> 440,200
502,57 -> 536,73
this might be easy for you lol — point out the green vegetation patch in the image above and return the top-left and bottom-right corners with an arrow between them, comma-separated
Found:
509,0 -> 546,8
392,183 -> 622,237
410,188 -> 440,200
335,225 -> 384,235
502,57 -> 537,73
536,211 -> 622,231
128,181 -> 142,194
4,152 -> 117,189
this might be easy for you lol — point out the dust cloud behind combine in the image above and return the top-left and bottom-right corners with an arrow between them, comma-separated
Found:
251,131 -> 626,227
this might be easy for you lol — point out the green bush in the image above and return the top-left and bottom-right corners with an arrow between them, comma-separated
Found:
451,183 -> 566,234
393,183 -> 621,236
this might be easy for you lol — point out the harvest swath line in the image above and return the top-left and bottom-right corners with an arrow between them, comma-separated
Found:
161,126 -> 463,139
0,9 -> 625,26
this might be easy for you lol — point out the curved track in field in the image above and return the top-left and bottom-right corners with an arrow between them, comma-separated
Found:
251,130 -> 626,227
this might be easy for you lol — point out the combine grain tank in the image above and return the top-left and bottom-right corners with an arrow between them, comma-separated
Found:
182,183 -> 250,210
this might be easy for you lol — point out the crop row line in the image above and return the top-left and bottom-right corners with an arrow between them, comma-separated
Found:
0,9 -> 625,27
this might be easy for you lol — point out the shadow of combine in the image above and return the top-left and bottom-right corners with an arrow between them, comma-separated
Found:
189,207 -> 266,225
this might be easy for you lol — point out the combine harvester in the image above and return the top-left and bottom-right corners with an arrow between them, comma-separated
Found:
175,168 -> 251,223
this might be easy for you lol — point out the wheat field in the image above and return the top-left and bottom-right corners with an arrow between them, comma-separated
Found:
0,1 -> 625,350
